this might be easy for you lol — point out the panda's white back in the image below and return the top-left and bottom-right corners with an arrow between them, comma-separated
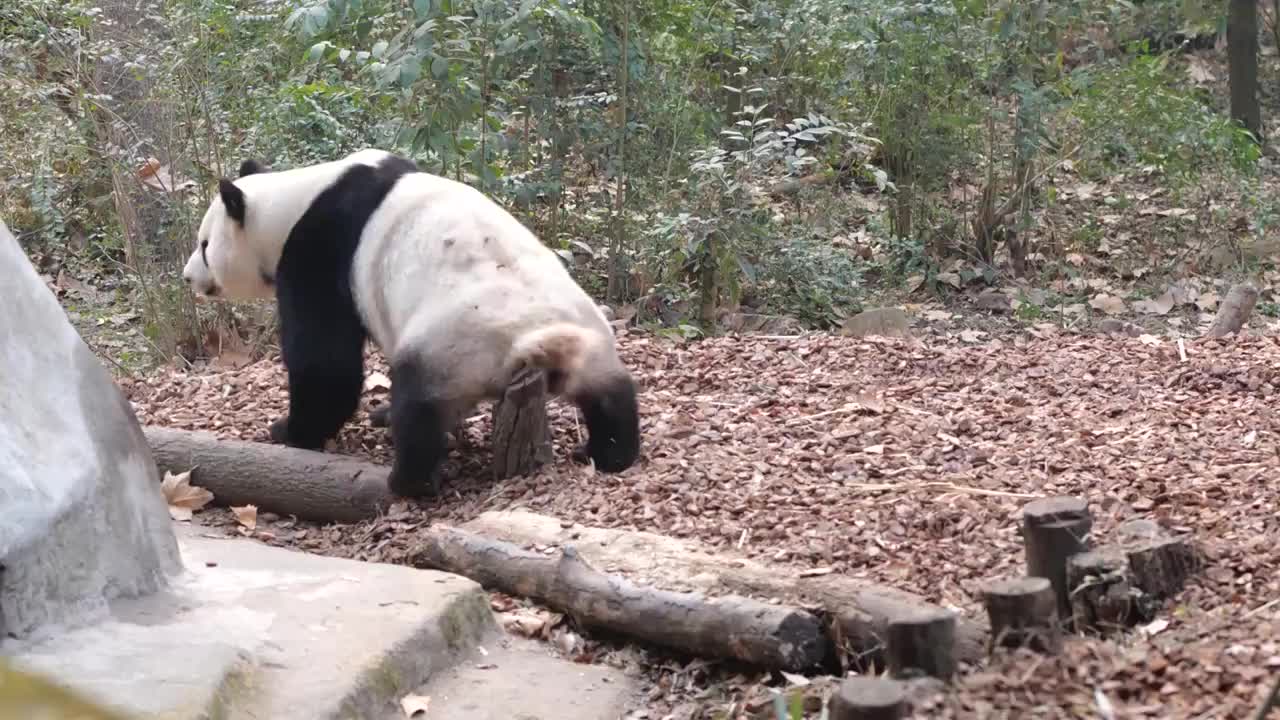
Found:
351,171 -> 611,391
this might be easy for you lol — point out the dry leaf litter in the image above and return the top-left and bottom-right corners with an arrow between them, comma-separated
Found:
123,327 -> 1280,718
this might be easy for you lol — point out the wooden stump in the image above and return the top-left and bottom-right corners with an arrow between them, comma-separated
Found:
829,676 -> 907,720
491,368 -> 553,481
1022,496 -> 1092,622
1066,549 -> 1134,632
885,607 -> 956,681
1124,534 -> 1199,599
1206,282 -> 1258,338
1067,522 -> 1199,633
980,576 -> 1061,654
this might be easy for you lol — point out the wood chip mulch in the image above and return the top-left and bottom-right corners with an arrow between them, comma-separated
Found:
122,327 -> 1280,718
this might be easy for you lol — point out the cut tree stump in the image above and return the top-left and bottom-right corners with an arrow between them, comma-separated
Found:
1206,283 -> 1258,338
490,367 -> 553,481
885,607 -> 956,681
411,524 -> 829,672
1066,521 -> 1199,633
979,576 -> 1061,654
456,510 -> 988,668
143,426 -> 394,523
1022,496 -> 1093,622
829,676 -> 907,720
1065,549 -> 1134,632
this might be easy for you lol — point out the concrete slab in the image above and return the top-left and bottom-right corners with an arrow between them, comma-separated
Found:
406,636 -> 641,720
3,525 -> 496,720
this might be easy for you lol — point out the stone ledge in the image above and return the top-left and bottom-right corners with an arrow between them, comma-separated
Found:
4,525 -> 496,720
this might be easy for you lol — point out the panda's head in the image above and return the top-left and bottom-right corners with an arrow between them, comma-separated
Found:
182,160 -> 274,300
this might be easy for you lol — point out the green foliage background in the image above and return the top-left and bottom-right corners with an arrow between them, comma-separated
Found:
0,0 -> 1268,359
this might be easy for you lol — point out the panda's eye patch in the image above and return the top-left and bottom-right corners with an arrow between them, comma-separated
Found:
200,239 -> 210,267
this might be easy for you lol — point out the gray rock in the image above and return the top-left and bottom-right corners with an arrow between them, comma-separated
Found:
1097,318 -> 1144,337
0,218 -> 180,639
840,307 -> 912,338
975,289 -> 1011,313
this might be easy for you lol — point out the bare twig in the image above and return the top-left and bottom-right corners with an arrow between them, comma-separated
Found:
1253,673 -> 1280,720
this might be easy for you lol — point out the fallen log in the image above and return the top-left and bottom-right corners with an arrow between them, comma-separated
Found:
412,524 -> 829,672
143,426 -> 394,523
458,510 -> 988,668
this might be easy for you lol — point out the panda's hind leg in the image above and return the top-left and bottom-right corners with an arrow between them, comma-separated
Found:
385,358 -> 452,498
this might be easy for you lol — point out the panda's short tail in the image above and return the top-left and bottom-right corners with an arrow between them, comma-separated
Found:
507,323 -> 600,392
506,322 -> 640,473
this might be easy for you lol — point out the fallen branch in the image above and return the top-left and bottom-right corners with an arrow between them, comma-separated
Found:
412,525 -> 829,672
768,171 -> 837,197
458,510 -> 988,668
143,426 -> 394,523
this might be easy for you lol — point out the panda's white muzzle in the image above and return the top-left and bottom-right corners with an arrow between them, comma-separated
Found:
181,249 -> 222,299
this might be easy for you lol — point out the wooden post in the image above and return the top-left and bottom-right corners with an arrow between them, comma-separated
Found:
1065,549 -> 1133,632
1022,496 -> 1092,623
490,367 -> 553,480
979,576 -> 1061,654
829,676 -> 906,720
885,607 -> 956,681
1206,283 -> 1258,338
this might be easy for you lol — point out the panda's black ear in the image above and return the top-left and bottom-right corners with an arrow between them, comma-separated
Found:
219,179 -> 247,226
238,159 -> 267,177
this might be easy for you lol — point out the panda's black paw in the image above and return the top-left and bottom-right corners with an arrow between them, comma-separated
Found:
368,404 -> 392,428
570,443 -> 592,465
387,469 -> 441,499
268,416 -> 291,444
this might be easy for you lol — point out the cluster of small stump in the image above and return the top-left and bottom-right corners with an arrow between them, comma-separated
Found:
828,495 -> 1198,719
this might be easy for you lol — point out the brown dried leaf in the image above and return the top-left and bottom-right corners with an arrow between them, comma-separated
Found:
1089,294 -> 1128,315
1186,55 -> 1216,83
1133,290 -> 1175,316
364,371 -> 392,393
160,470 -> 214,521
231,504 -> 258,531
1195,291 -> 1220,311
936,272 -> 962,289
500,607 -> 557,638
398,694 -> 431,717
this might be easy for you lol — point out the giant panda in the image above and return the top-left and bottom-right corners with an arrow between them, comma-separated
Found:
181,149 -> 640,497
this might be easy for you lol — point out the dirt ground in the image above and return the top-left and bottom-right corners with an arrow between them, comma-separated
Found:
118,315 -> 1280,719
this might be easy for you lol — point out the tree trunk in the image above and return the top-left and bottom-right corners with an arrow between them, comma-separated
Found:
606,0 -> 629,303
1229,0 -> 1263,141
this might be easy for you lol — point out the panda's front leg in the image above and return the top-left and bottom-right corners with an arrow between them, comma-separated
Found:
271,312 -> 367,450
268,416 -> 293,444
